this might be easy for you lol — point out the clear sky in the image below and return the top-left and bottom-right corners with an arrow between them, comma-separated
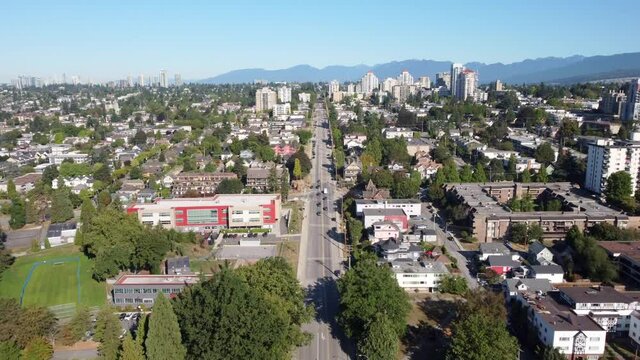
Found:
1,0 -> 639,83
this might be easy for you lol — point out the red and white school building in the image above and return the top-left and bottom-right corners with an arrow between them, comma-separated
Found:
127,194 -> 281,232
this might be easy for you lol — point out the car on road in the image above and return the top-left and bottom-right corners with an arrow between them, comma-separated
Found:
323,207 -> 327,211
334,270 -> 341,277
331,217 -> 336,221
316,211 -> 321,216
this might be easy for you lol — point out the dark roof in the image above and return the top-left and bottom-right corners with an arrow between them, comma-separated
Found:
363,208 -> 407,217
530,264 -> 564,274
487,255 -> 520,267
560,286 -> 634,304
166,256 -> 190,273
47,222 -> 77,237
479,242 -> 510,255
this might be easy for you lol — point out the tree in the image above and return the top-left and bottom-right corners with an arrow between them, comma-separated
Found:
216,179 -> 244,194
21,337 -> 53,360
604,171 -> 633,207
293,158 -> 303,180
93,163 -> 112,183
174,268 -> 294,359
447,313 -> 518,360
510,223 -> 530,244
129,166 -> 142,180
0,341 -> 20,360
120,333 -> 145,360
145,293 -> 186,360
51,188 -> 75,223
520,168 -> 532,183
7,179 -> 17,200
59,306 -> 91,346
358,314 -> 398,360
0,299 -> 56,348
80,198 -> 96,232
527,224 -> 544,243
337,253 -> 410,340
535,168 -> 548,183
537,345 -> 565,360
295,130 -> 312,145
535,143 -> 556,166
459,164 -> 473,182
9,199 -> 26,230
472,163 -> 487,183
42,165 -> 59,187
347,216 -> 364,245
95,307 -> 121,359
236,257 -> 313,346
438,275 -> 468,295
132,130 -> 148,146
98,190 -> 112,208
280,172 -> 289,201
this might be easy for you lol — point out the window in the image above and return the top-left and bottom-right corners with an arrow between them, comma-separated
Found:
159,212 -> 171,217
125,298 -> 133,304
590,337 -> 600,342
134,289 -> 141,294
115,298 -> 123,304
187,209 -> 218,224
114,288 -> 123,294
248,210 -> 260,215
143,288 -> 152,294
175,210 -> 184,215
588,346 -> 599,351
559,337 -> 570,341
142,212 -> 153,218
160,220 -> 172,225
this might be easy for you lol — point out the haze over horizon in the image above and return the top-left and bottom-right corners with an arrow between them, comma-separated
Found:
1,0 -> 639,83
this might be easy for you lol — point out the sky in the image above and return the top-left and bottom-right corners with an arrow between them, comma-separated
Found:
1,0 -> 639,83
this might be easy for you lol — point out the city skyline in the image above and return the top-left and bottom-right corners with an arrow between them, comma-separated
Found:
1,0 -> 639,83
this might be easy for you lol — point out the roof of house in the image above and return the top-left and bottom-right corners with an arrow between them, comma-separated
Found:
479,242 -> 510,255
560,286 -> 634,304
487,255 -> 520,267
528,241 -> 550,255
363,208 -> 407,217
47,222 -> 77,237
530,264 -> 564,274
503,278 -> 553,294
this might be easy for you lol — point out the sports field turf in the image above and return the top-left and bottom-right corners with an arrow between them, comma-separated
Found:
0,245 -> 106,308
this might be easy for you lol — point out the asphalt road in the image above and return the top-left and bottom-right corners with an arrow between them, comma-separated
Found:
296,102 -> 352,359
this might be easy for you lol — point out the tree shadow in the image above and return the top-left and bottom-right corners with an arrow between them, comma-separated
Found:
402,298 -> 459,360
304,276 -> 355,357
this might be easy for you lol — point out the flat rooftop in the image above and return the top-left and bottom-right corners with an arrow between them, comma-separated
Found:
114,274 -> 201,286
130,194 -> 280,210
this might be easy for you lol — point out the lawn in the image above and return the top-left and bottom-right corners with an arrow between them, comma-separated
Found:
0,245 -> 106,309
283,201 -> 304,234
277,240 -> 300,273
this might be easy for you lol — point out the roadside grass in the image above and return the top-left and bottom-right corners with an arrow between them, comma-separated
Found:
0,245 -> 106,308
283,200 -> 304,234
277,240 -> 300,273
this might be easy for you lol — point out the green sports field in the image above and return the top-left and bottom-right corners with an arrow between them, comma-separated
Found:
0,245 -> 106,309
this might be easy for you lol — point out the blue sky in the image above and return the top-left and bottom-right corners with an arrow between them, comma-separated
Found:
1,0 -> 638,82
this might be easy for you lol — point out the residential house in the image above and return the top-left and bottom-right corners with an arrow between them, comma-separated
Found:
529,264 -> 564,283
487,255 -> 520,276
383,127 -> 413,139
478,242 -> 514,261
165,256 -> 191,275
362,180 -> 391,200
363,208 -> 408,231
370,221 -> 401,244
0,173 -> 42,193
502,278 -> 553,300
528,241 -> 555,265
171,172 -> 237,197
343,159 -> 362,183
389,260 -> 449,292
343,134 -> 367,150
355,199 -> 422,218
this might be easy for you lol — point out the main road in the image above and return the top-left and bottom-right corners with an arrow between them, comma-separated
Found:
296,100 -> 352,359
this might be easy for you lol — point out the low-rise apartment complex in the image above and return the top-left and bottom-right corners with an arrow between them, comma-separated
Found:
171,172 -> 237,197
445,182 -> 629,243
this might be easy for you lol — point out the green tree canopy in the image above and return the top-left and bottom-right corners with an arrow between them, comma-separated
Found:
447,312 -> 518,360
357,314 -> 398,360
216,178 -> 244,194
534,143 -> 556,166
145,293 -> 186,360
337,253 -> 410,340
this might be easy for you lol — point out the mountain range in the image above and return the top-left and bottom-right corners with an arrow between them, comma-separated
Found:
198,52 -> 640,85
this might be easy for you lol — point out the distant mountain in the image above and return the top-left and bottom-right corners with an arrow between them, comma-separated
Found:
198,52 -> 640,85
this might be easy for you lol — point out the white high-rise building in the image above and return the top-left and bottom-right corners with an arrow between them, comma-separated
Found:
450,63 -> 464,97
455,69 -> 478,101
419,76 -> 431,89
127,75 -> 133,87
585,139 -> 640,196
346,83 -> 355,94
138,74 -> 144,87
277,86 -> 291,103
174,74 -> 183,87
328,80 -> 340,96
397,70 -> 414,86
255,87 -> 277,112
623,79 -> 640,121
382,78 -> 398,92
360,71 -> 379,95
159,70 -> 168,88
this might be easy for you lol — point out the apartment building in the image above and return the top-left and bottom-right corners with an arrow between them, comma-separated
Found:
599,241 -> 640,285
445,182 -> 628,243
171,172 -> 237,197
127,194 -> 281,232
585,139 -> 640,195
559,286 -> 637,334
255,87 -> 277,112
519,291 -> 606,360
